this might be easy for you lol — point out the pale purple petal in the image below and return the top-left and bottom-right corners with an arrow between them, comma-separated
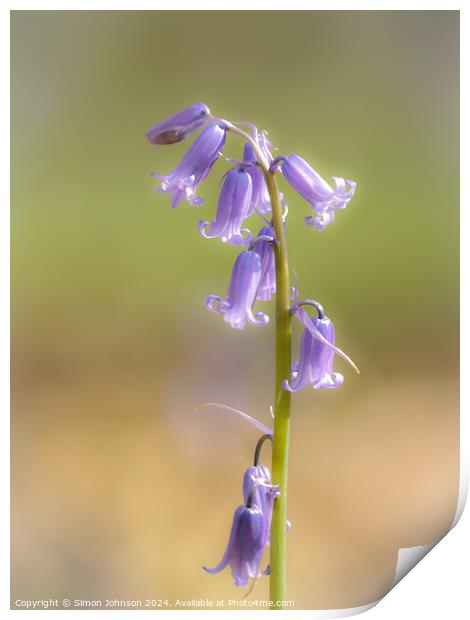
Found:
294,307 -> 359,373
203,507 -> 243,575
146,102 -> 210,145
308,317 -> 345,391
204,505 -> 266,586
280,154 -> 356,230
253,227 -> 276,301
282,325 -> 315,392
284,309 -> 357,393
152,124 -> 226,208
208,250 -> 269,330
199,167 -> 253,245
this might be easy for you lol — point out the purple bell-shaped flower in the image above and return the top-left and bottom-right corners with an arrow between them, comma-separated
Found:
277,154 -> 356,231
152,124 -> 226,208
204,462 -> 279,587
203,504 -> 267,586
206,250 -> 269,329
199,166 -> 253,246
283,313 -> 344,392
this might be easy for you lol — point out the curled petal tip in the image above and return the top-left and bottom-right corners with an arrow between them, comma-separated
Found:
252,311 -> 270,326
281,380 -> 294,393
198,220 -> 211,238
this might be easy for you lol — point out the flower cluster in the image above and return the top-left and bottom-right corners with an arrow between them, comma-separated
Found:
148,102 -> 355,319
147,103 -> 358,589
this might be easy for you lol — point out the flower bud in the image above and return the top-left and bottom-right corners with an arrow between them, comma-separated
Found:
146,102 -> 210,145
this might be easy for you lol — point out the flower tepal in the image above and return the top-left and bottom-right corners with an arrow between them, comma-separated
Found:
279,154 -> 356,231
152,124 -> 226,208
283,312 -> 344,392
206,250 -> 269,329
199,166 -> 253,246
203,504 -> 267,586
243,143 -> 273,217
146,102 -> 210,145
253,226 -> 276,302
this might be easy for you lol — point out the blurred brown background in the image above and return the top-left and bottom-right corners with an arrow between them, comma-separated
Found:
11,11 -> 459,610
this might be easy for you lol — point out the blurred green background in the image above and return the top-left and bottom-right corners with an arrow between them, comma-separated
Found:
11,11 -> 459,610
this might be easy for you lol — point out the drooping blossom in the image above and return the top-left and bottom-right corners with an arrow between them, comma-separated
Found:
204,465 -> 278,586
253,226 -> 276,301
206,250 -> 269,329
277,154 -> 356,231
146,102 -> 211,145
203,504 -> 267,586
283,306 -> 358,392
199,166 -> 253,245
152,124 -> 226,208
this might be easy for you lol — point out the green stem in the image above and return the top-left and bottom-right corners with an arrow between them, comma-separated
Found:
263,171 -> 292,606
226,123 -> 292,604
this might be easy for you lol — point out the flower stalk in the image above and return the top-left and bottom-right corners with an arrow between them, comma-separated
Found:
263,170 -> 292,605
225,130 -> 293,600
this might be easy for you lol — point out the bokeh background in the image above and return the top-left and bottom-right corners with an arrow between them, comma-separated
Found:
11,11 -> 459,610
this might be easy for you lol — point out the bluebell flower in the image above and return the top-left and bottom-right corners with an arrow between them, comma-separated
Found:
146,102 -> 210,145
152,124 -> 226,208
206,250 -> 269,329
283,306 -> 358,392
278,154 -> 356,231
203,504 -> 267,586
283,314 -> 343,392
199,167 -> 253,246
204,465 -> 279,586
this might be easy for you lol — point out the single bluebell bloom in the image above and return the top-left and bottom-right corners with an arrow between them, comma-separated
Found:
283,312 -> 344,392
199,166 -> 253,245
204,464 -> 279,586
152,124 -> 226,208
283,300 -> 359,393
278,154 -> 356,231
203,504 -> 267,586
206,250 -> 269,329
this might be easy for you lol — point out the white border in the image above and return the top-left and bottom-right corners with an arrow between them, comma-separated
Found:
3,2 -> 466,10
